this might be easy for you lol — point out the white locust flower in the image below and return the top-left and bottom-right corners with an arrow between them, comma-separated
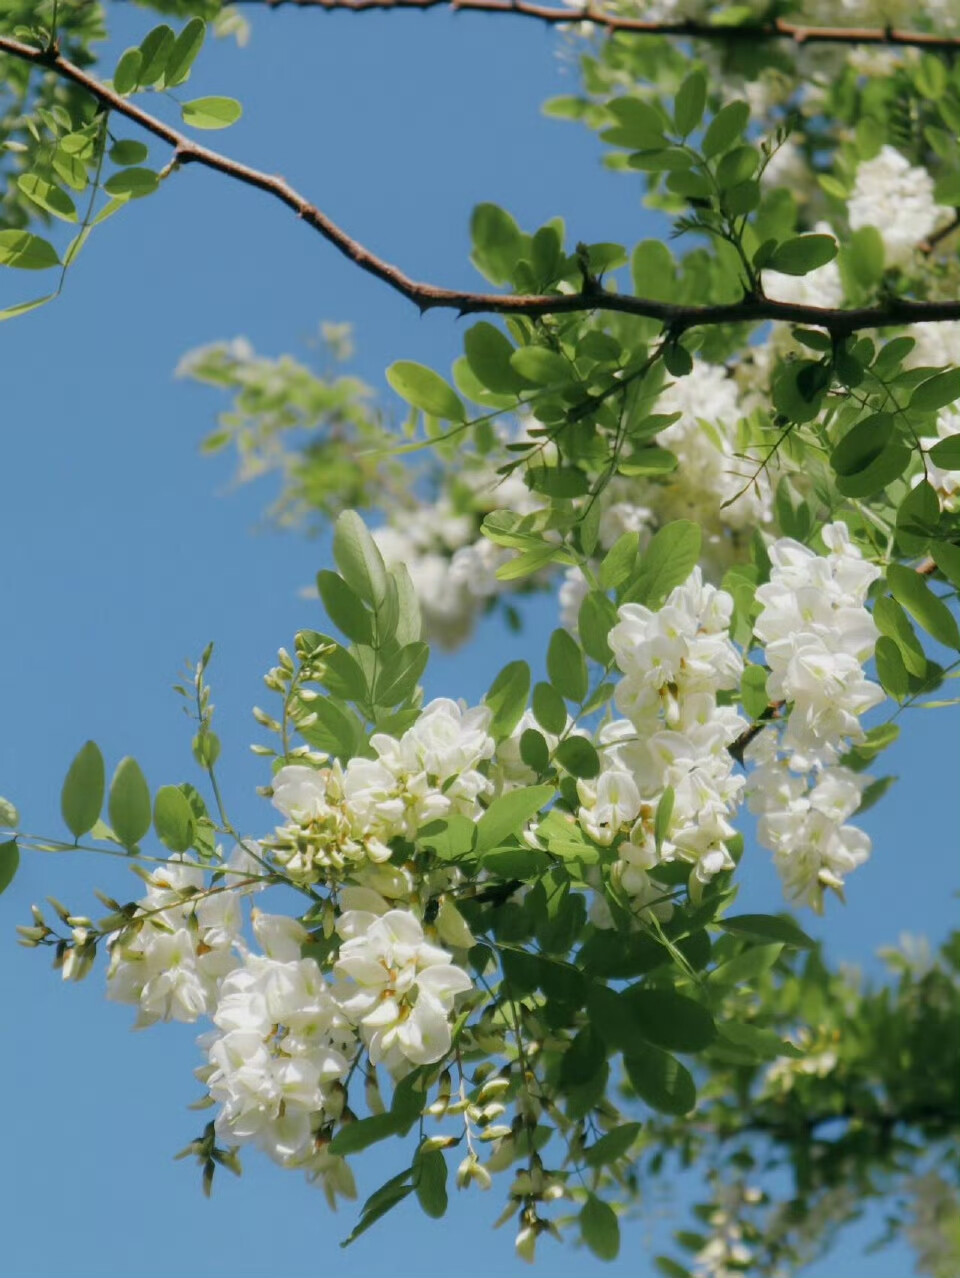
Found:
334,908 -> 473,1072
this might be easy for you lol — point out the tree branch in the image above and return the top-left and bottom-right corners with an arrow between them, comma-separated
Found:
2,34 -> 959,334
230,0 -> 960,52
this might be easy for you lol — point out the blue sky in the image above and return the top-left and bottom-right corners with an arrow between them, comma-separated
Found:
0,7 -> 956,1276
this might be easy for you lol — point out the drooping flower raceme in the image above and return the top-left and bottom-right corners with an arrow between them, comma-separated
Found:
753,522 -> 883,770
746,523 -> 883,910
577,568 -> 747,915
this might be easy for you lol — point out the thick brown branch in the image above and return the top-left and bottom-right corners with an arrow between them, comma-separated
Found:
232,0 -> 960,51
1,35 -> 959,335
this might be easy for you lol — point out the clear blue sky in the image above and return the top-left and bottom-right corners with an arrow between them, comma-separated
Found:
0,8 -> 956,1276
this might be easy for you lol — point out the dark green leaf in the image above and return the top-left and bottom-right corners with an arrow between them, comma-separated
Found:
717,914 -> 814,948
555,736 -> 600,779
624,1047 -> 696,1115
767,234 -> 837,277
830,413 -> 894,476
910,369 -> 960,415
414,1148 -> 448,1219
329,1112 -> 406,1156
138,25 -> 175,86
583,1123 -> 642,1168
0,840 -> 19,896
578,591 -> 617,664
702,100 -> 750,157
581,1195 -> 620,1262
547,628 -> 588,702
674,72 -> 706,137
623,987 -> 716,1053
374,642 -> 429,706
533,681 -> 567,736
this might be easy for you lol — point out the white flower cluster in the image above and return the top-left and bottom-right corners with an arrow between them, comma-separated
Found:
754,523 -> 883,768
269,697 -> 494,884
199,903 -> 474,1197
577,568 -> 747,914
848,145 -> 952,270
106,851 -> 255,1026
747,523 -> 883,910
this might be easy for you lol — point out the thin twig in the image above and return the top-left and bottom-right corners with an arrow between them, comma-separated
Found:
227,0 -> 960,52
1,35 -> 958,333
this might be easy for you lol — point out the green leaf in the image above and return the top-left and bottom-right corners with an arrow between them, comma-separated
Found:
109,140 -> 149,166
581,1195 -> 620,1262
623,987 -> 716,1053
181,97 -> 243,130
463,322 -> 527,394
560,1025 -> 607,1088
333,511 -> 388,610
0,839 -> 18,896
547,628 -> 588,702
113,48 -> 142,96
843,226 -> 885,289
599,531 -> 640,591
717,914 -> 815,948
414,1148 -> 448,1219
0,231 -> 60,270
835,442 -> 910,497
717,1022 -> 803,1062
103,168 -> 160,199
374,642 -> 429,706
138,25 -> 175,87
740,664 -> 769,719
624,1047 -> 696,1116
631,240 -> 675,301
887,564 -> 960,650
929,437 -> 960,470
17,175 -> 77,223
554,735 -> 600,779
521,726 -> 550,773
153,786 -> 196,854
673,72 -> 707,137
578,591 -> 617,664
485,660 -> 531,741
766,234 -> 837,276
509,346 -> 570,387
418,814 -> 476,861
873,596 -> 927,677
702,100 -> 749,157
470,202 -> 524,286
830,413 -> 894,476
108,757 -> 152,850
533,681 -> 567,736
910,369 -> 960,415
164,17 -> 206,88
708,943 -> 784,986
387,360 -> 466,422
624,520 -> 701,607
316,571 -> 372,645
583,1123 -> 642,1168
932,542 -> 960,589
61,741 -> 105,839
328,1111 -> 406,1156
341,1181 -> 414,1249
875,635 -> 909,699
475,784 -> 553,852
604,97 -> 667,150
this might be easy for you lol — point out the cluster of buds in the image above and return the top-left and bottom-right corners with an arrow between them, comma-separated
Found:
17,897 -> 105,982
